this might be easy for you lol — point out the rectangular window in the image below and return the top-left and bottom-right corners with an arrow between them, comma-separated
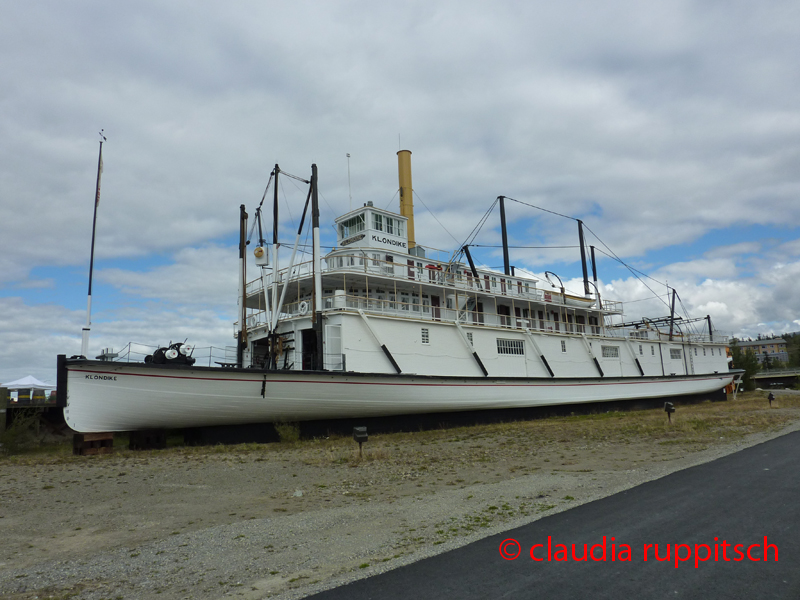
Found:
601,346 -> 620,358
651,346 -> 655,356
386,217 -> 394,235
561,340 -> 567,353
400,292 -> 410,310
670,348 -> 682,360
372,253 -> 380,266
639,344 -> 643,355
340,214 -> 365,238
373,213 -> 383,231
466,332 -> 473,346
497,339 -> 524,355
703,348 -> 707,356
422,294 -> 431,314
421,328 -> 429,345
491,277 -> 497,289
694,348 -> 698,356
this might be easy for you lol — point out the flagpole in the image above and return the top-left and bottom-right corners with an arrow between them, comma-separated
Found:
81,131 -> 105,357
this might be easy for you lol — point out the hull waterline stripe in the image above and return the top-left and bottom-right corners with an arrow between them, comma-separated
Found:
70,367 -> 733,389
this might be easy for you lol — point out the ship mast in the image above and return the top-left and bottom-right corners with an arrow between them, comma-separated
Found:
311,164 -> 324,370
81,132 -> 106,358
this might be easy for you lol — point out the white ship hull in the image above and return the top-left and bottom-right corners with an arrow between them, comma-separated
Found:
61,359 -> 738,432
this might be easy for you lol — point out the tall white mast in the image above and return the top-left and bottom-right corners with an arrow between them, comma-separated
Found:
81,131 -> 106,358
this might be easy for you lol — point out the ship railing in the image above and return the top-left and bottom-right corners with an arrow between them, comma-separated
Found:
236,299 -> 312,336
615,328 -> 729,344
318,293 -> 613,336
111,342 -> 238,367
248,254 -> 596,308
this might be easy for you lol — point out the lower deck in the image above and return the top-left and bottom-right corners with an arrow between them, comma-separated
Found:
246,311 -> 730,379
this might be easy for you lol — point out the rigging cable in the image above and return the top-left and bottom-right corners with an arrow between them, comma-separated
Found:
247,172 -> 274,243
412,190 -> 462,247
581,224 -> 673,313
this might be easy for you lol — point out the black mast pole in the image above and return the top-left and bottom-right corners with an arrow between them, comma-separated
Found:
498,196 -> 510,276
463,245 -> 479,278
237,204 -> 248,367
578,220 -> 590,296
668,288 -> 677,342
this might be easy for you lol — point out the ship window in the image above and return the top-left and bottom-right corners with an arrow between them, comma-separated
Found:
601,345 -> 619,358
412,292 -> 420,312
422,294 -> 431,314
703,348 -> 706,356
497,339 -> 524,355
561,340 -> 567,353
467,332 -> 473,346
670,348 -> 682,359
372,253 -> 380,266
337,257 -> 343,267
421,328 -> 429,345
340,214 -> 365,238
400,292 -> 410,310
651,345 -> 655,355
694,348 -> 698,356
639,344 -> 643,355
374,213 -> 383,231
386,217 -> 394,235
491,277 -> 497,289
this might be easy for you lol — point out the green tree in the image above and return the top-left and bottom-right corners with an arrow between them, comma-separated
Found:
784,333 -> 800,368
729,339 -> 760,391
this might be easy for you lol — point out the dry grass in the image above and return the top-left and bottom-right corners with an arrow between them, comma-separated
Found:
2,392 -> 798,469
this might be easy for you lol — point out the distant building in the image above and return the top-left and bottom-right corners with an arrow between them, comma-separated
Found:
734,338 -> 789,365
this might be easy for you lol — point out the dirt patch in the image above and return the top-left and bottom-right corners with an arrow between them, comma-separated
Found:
1,391 -> 798,599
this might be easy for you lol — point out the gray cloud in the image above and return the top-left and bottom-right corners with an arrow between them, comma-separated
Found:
2,1 -> 800,378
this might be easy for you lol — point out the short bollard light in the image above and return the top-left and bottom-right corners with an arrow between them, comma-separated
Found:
664,402 -> 676,423
353,426 -> 368,458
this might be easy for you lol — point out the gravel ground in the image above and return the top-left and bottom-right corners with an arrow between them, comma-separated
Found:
1,393 -> 799,600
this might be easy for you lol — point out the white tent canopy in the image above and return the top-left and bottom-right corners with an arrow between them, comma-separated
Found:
2,376 -> 56,390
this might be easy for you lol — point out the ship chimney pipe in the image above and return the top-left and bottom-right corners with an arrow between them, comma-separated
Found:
397,150 -> 415,248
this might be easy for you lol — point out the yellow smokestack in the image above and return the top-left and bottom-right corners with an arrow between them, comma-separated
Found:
397,149 -> 415,248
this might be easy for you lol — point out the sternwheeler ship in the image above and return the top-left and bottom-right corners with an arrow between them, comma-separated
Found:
59,151 -> 740,432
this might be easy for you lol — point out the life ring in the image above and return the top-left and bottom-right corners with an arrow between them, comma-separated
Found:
298,301 -> 309,315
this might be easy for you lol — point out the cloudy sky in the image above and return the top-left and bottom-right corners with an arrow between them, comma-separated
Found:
2,1 -> 799,384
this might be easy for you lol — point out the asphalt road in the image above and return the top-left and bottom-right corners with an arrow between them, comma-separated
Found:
309,431 -> 800,599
